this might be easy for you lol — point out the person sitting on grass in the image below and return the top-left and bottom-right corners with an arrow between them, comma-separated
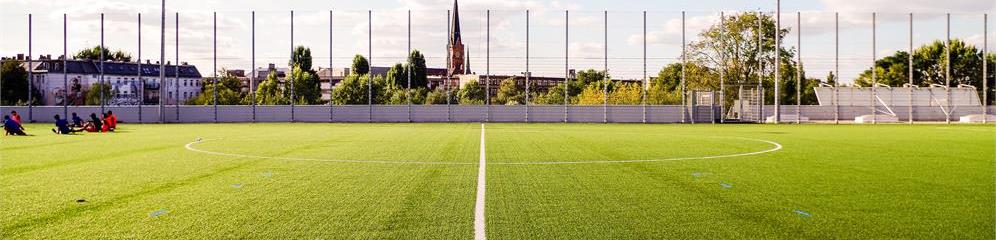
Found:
3,115 -> 27,136
85,113 -> 103,133
71,112 -> 84,128
52,115 -> 82,134
104,111 -> 118,131
11,110 -> 23,125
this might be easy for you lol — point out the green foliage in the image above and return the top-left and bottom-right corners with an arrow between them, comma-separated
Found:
188,70 -> 246,105
1,60 -> 38,105
575,83 -> 605,105
424,88 -> 449,105
532,83 -> 568,105
855,39 -> 995,90
254,71 -> 287,105
386,63 -> 406,89
75,45 -> 132,62
407,50 -> 429,88
575,69 -> 608,86
290,46 -> 313,72
84,82 -> 114,105
331,74 -> 388,104
352,55 -> 370,75
607,82 -> 643,105
458,80 -> 485,105
494,77 -> 524,105
287,66 -> 323,104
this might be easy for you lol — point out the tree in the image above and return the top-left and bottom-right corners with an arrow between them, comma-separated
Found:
855,39 -> 994,88
458,80 -> 485,105
687,12 -> 800,104
254,71 -> 287,105
575,83 -> 606,105
532,83 -> 568,105
1,60 -> 39,105
287,66 -> 322,104
575,69 -> 607,87
75,45 -> 132,62
189,69 -> 246,105
608,82 -> 642,105
386,63 -> 407,89
331,74 -> 388,104
85,82 -> 113,105
352,55 -> 369,75
408,50 -> 429,88
425,88 -> 449,105
290,46 -> 313,72
494,77 -> 523,105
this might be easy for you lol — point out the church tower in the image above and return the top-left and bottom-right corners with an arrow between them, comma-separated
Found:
447,0 -> 466,76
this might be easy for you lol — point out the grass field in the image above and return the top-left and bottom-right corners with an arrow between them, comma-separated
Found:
1,123 -> 993,239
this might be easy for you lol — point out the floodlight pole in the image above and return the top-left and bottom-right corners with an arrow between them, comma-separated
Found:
774,0 -> 781,124
213,12 -> 218,123
909,13 -> 914,124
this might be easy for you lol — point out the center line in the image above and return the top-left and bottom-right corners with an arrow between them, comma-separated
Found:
474,123 -> 487,240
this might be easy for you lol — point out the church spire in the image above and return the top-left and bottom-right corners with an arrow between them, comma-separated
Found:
450,0 -> 462,45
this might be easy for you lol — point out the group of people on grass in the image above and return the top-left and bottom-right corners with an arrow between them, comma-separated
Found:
2,110 -> 118,136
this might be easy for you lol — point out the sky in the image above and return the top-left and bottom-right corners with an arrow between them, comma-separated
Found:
1,0 -> 994,83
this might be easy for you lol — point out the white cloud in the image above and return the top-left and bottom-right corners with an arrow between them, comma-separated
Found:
820,0 -> 996,13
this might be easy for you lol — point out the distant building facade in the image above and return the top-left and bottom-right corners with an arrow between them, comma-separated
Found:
21,56 -> 202,106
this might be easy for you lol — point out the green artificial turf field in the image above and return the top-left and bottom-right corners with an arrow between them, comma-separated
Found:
1,123 -> 993,239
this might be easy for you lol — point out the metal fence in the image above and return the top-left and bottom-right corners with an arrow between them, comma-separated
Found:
0,5 -> 993,124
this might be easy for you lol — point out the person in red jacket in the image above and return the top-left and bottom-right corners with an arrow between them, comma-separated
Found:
11,111 -> 22,125
105,111 -> 118,131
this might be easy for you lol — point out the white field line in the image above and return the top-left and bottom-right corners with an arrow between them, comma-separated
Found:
475,123 -> 487,240
184,139 -> 474,165
184,137 -> 782,166
490,137 -> 783,165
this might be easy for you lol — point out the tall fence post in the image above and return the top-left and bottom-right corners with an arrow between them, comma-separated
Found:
290,10 -> 296,123
909,13 -> 914,124
175,12 -> 180,122
796,11 -> 802,124
563,10 -> 569,123
681,11 -> 687,123
720,11 -> 726,124
757,11 -> 763,124
834,12 -> 839,124
28,14 -> 33,122
603,11 -> 609,124
984,13 -> 989,123
445,10 -> 451,122
486,10 -> 491,122
100,13 -> 105,117
251,11 -> 256,123
138,13 -> 143,123
525,10 -> 531,123
871,12 -> 877,124
329,10 -> 338,123
159,0 -> 165,123
64,14 -> 69,119
776,3 -> 789,124
213,12 -> 218,123
407,10 -> 412,123
368,10 -> 373,123
642,11 -> 648,124
945,13 -> 951,124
